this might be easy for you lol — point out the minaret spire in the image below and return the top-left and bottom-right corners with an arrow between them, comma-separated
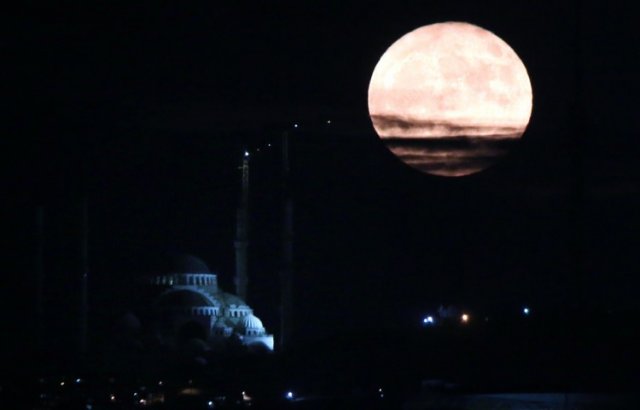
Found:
35,206 -> 45,351
280,132 -> 294,350
234,150 -> 250,301
79,197 -> 89,356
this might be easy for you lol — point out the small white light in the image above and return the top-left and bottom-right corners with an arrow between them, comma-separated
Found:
75,378 -> 82,384
208,400 -> 214,408
110,394 -> 116,402
244,151 -> 250,157
423,316 -> 434,325
158,380 -> 163,386
461,313 -> 469,323
286,391 -> 294,400
293,123 -> 299,128
60,381 -> 65,387
523,307 -> 530,315
267,143 -> 271,147
326,120 -> 331,124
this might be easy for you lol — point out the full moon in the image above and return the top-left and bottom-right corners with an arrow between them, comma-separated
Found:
368,22 -> 532,177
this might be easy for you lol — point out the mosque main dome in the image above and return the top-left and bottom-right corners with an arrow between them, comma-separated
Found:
160,253 -> 212,274
157,289 -> 215,308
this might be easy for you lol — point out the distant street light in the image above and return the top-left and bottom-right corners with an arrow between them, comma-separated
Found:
461,313 -> 469,323
523,307 -> 530,316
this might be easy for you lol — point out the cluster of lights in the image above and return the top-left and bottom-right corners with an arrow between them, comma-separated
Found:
422,315 -> 435,325
243,142 -> 276,157
422,305 -> 532,327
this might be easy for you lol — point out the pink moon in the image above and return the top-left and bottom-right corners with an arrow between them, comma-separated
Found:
368,22 -> 533,177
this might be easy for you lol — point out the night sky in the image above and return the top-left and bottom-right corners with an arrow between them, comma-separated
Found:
6,1 -> 640,356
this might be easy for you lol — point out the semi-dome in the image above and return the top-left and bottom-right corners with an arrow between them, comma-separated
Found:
241,314 -> 264,330
157,290 -> 214,307
212,318 -> 230,328
220,292 -> 249,308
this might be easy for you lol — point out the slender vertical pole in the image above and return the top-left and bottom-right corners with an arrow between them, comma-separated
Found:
79,197 -> 89,356
571,0 -> 585,308
234,151 -> 250,301
35,206 -> 45,351
280,132 -> 294,350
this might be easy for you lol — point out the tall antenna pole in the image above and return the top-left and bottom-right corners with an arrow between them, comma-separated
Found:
35,206 -> 45,351
234,151 -> 250,301
280,132 -> 294,350
79,197 -> 89,356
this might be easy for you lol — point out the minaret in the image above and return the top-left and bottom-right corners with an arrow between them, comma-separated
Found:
79,197 -> 89,356
280,132 -> 294,349
234,151 -> 250,301
35,206 -> 45,351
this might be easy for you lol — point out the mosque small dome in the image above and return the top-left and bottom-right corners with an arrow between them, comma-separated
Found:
241,314 -> 264,330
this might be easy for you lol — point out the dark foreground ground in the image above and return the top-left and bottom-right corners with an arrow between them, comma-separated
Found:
3,311 -> 639,409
